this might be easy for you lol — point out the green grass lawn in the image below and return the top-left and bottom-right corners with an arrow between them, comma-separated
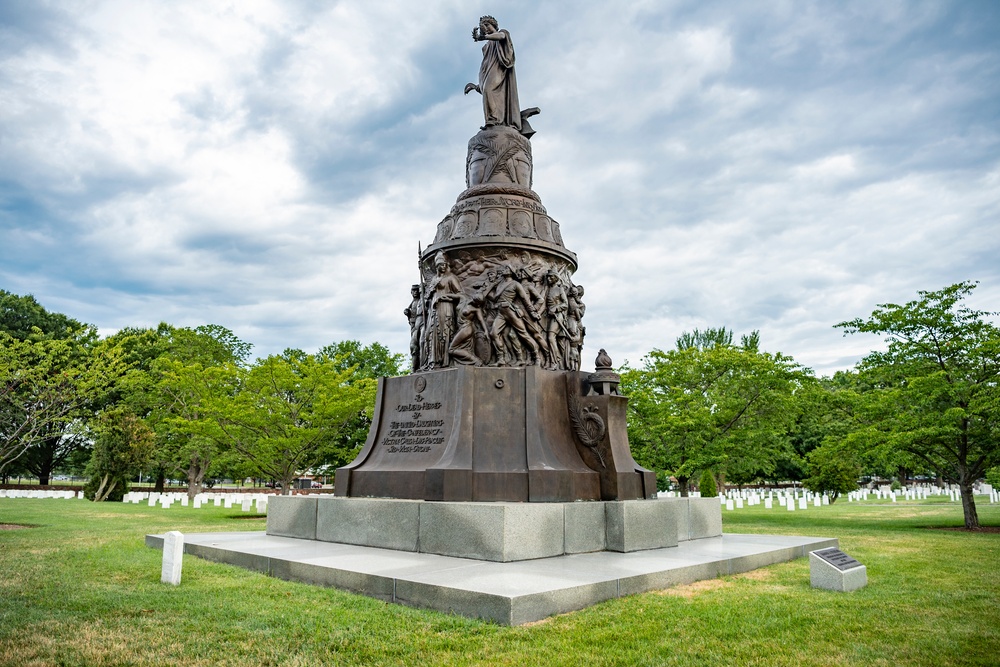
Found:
1,496 -> 997,667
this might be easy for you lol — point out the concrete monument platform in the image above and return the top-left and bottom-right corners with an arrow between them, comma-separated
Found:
266,496 -> 722,562
146,530 -> 836,625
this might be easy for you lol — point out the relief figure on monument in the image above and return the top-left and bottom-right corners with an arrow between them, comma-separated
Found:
405,284 -> 426,372
449,293 -> 489,366
543,272 -> 570,370
566,285 -> 586,371
426,251 -> 463,368
486,264 -> 547,366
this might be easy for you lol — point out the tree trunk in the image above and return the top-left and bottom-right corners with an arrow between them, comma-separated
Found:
830,491 -> 839,504
94,475 -> 118,502
678,476 -> 689,497
154,469 -> 166,493
37,458 -> 52,486
92,474 -> 109,502
186,459 -> 206,501
959,482 -> 980,530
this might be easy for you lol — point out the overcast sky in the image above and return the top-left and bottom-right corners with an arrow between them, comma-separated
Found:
2,0 -> 998,375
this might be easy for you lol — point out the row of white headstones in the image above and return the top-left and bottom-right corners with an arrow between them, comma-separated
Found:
123,491 -> 271,513
0,488 -> 273,513
656,483 -> 999,511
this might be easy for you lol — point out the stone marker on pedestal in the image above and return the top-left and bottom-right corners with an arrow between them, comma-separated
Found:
810,547 -> 866,592
161,531 -> 184,585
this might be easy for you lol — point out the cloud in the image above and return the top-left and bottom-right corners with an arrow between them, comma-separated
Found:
1,0 -> 998,377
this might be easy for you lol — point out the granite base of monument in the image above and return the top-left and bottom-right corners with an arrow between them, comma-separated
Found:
266,495 -> 722,562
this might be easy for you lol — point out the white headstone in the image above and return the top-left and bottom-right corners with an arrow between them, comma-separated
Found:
241,497 -> 252,512
180,496 -> 189,507
787,498 -> 795,511
798,497 -> 808,510
214,497 -> 222,507
193,498 -> 202,509
735,498 -> 744,509
726,499 -> 735,510
764,497 -> 773,509
161,531 -> 184,585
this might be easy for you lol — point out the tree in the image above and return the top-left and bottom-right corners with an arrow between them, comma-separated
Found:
0,332 -> 117,477
698,469 -> 718,498
838,282 -> 1000,529
0,291 -> 107,482
316,340 -> 407,469
143,325 -> 250,499
801,443 -> 860,503
622,329 -> 806,496
210,350 -> 376,494
84,408 -> 155,502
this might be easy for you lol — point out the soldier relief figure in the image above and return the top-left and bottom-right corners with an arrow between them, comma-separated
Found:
410,251 -> 585,372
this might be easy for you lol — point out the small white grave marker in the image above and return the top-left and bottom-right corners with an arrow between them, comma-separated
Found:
161,531 -> 184,586
735,498 -> 744,509
764,498 -> 773,509
241,497 -> 252,512
798,497 -> 808,510
726,499 -> 734,510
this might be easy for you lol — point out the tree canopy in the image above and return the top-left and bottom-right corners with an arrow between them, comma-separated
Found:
837,281 -> 1000,529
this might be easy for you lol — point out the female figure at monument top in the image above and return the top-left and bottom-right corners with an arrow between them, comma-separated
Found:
464,15 -> 520,132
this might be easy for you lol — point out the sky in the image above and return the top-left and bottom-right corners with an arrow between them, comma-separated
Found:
2,0 -> 998,375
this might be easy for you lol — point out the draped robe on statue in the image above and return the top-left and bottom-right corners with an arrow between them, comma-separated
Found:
478,30 -> 521,131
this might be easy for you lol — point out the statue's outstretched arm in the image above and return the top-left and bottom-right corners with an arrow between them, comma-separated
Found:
464,82 -> 481,95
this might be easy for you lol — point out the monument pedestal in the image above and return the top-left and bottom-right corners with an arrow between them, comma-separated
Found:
335,365 -> 656,503
267,495 -> 723,562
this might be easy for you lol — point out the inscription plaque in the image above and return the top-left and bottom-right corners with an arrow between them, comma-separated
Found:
813,547 -> 863,571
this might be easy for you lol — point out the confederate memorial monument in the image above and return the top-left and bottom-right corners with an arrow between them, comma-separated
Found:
150,18 -> 838,626
334,15 -> 657,503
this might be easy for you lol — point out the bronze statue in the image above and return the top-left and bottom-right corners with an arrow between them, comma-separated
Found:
449,294 -> 489,366
426,252 -> 463,368
464,15 -> 520,132
487,264 -> 542,366
405,284 -> 425,371
544,272 -> 569,369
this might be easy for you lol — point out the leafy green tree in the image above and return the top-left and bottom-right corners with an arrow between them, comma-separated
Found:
0,290 -> 87,341
84,408 -> 155,502
144,325 -> 250,498
0,332 -> 119,478
801,443 -> 860,503
210,350 -> 377,493
0,291 -> 109,483
698,469 -> 718,498
316,340 -> 407,470
622,329 -> 806,496
838,282 -> 1000,529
